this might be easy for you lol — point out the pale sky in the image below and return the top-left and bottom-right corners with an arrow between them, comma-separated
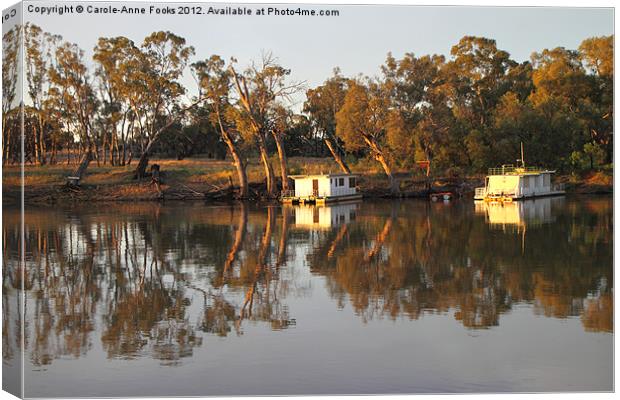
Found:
20,1 -> 615,108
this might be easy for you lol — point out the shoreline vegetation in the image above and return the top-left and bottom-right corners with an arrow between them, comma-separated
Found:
3,156 -> 612,205
2,24 -> 613,205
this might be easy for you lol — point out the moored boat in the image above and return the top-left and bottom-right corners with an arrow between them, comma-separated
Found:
474,165 -> 565,201
474,144 -> 565,202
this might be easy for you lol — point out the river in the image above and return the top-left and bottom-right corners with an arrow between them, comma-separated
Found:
2,196 -> 613,396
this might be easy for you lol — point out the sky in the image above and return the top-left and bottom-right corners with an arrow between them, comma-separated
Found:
17,1 -> 616,109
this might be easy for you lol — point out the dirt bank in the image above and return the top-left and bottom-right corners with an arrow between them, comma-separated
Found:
3,173 -> 610,206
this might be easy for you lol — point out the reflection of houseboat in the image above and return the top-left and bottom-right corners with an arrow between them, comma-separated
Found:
474,197 -> 563,230
474,166 -> 565,201
282,174 -> 363,204
290,202 -> 359,229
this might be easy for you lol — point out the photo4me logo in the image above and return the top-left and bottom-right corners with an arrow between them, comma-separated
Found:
25,3 -> 340,16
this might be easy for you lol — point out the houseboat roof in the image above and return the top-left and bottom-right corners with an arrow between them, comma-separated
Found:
289,174 -> 357,180
487,166 -> 556,176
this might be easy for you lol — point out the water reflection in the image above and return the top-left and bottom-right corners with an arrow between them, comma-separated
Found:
474,197 -> 563,231
289,202 -> 359,229
2,197 -> 613,368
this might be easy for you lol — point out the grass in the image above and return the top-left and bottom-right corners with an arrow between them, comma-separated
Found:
3,156 -> 375,189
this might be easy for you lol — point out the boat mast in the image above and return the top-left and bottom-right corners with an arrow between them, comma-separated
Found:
520,142 -> 525,169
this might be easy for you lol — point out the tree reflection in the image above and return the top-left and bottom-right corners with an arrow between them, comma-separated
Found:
2,197 -> 612,367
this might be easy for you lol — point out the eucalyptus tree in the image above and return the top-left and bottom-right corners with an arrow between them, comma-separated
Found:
24,23 -> 61,165
303,69 -> 352,173
530,46 -> 591,168
381,52 -> 458,171
93,36 -> 141,166
229,53 -> 303,197
48,41 -> 99,179
2,25 -> 20,164
335,79 -> 399,193
445,36 -> 519,169
269,105 -> 293,191
579,35 -> 613,163
192,55 -> 249,198
125,31 -> 198,178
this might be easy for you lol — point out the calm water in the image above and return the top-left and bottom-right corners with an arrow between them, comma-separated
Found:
2,196 -> 613,397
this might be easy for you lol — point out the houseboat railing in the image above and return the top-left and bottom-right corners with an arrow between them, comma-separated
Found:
475,187 -> 487,198
487,165 -> 547,175
281,189 -> 322,198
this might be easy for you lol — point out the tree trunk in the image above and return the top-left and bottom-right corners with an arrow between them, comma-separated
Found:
134,138 -> 158,179
94,139 -> 101,167
324,136 -> 351,174
3,122 -> 10,166
362,133 -> 398,194
50,137 -> 57,164
257,136 -> 276,198
37,115 -> 46,165
218,118 -> 248,198
33,124 -> 40,165
102,132 -> 108,165
272,130 -> 289,192
375,152 -> 398,193
71,150 -> 92,181
134,150 -> 150,179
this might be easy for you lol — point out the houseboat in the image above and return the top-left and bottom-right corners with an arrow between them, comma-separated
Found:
474,165 -> 565,201
282,174 -> 362,204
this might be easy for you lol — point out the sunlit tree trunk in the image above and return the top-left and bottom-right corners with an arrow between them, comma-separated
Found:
32,123 -> 40,165
37,115 -> 47,165
217,117 -> 248,198
362,133 -> 397,193
324,136 -> 351,174
257,135 -> 276,198
272,130 -> 289,192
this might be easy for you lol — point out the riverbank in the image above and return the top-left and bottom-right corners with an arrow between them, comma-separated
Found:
2,157 -> 612,204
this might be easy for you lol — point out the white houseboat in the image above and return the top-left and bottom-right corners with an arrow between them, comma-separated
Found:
282,174 -> 362,204
474,165 -> 565,201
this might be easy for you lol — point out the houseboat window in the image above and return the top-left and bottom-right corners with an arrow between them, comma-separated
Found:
339,178 -> 345,186
349,177 -> 356,187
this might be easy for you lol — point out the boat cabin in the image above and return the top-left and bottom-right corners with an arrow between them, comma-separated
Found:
474,166 -> 565,201
282,174 -> 362,204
